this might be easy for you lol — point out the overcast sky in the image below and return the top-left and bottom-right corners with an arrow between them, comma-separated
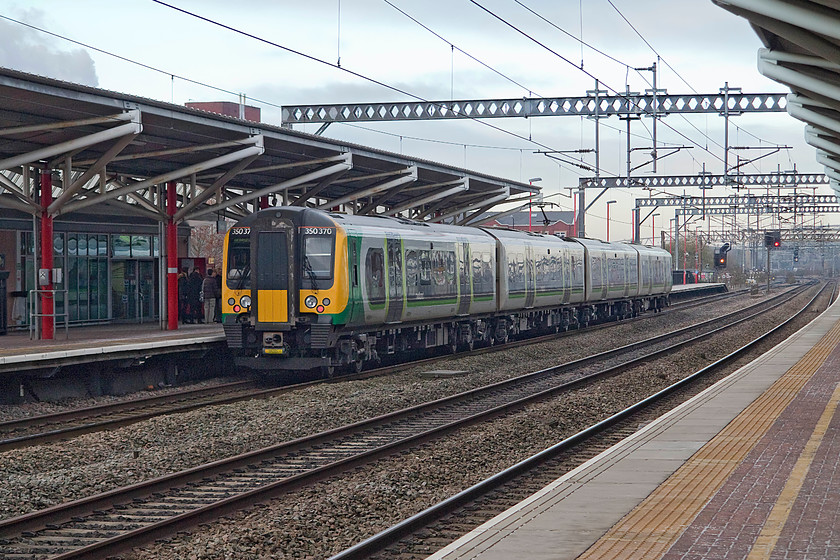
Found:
0,0 -> 827,240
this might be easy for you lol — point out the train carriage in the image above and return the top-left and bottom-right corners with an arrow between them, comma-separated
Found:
635,244 -> 673,297
222,207 -> 673,377
223,207 -> 499,374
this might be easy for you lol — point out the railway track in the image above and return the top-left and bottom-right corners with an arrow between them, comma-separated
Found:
0,288 -> 736,453
328,282 -> 835,560
0,285 -> 813,559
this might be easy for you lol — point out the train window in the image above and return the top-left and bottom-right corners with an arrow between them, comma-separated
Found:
226,233 -> 251,289
472,251 -> 493,295
257,231 -> 288,290
303,235 -> 334,283
365,248 -> 385,303
405,250 -> 419,296
419,250 -> 431,285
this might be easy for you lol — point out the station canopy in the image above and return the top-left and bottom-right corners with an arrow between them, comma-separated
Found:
0,67 -> 535,226
714,0 -> 840,196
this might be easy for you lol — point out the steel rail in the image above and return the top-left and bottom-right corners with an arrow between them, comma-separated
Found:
0,286 -> 809,558
0,288 -> 734,452
328,282 -> 831,560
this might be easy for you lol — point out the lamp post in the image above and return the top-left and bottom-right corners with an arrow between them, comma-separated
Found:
528,177 -> 542,232
652,213 -> 660,247
606,200 -> 616,241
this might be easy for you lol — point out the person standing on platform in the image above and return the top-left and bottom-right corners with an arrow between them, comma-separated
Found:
214,268 -> 223,323
177,269 -> 189,323
202,269 -> 219,325
188,267 -> 203,323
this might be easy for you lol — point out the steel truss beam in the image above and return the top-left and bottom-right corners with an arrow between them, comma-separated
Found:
584,172 -> 829,190
697,229 -> 840,243
636,194 -> 838,207
682,205 -> 840,215
281,92 -> 787,123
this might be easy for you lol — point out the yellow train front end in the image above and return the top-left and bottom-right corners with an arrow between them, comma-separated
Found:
221,207 -> 351,374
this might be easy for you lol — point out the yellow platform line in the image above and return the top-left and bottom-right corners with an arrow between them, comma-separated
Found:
746,380 -> 840,559
578,318 -> 840,560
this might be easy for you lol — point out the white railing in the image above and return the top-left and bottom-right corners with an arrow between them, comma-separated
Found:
28,289 -> 69,340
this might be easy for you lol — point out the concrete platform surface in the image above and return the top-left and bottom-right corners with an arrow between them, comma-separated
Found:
429,294 -> 840,560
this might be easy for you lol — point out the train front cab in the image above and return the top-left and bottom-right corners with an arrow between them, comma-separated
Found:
223,208 -> 348,373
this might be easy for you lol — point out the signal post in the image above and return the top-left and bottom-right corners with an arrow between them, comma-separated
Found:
764,230 -> 781,293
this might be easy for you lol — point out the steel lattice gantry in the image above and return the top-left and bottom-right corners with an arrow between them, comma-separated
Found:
581,172 -> 830,190
713,0 -> 840,197
0,67 -> 535,227
636,193 -> 838,208
281,92 -> 787,124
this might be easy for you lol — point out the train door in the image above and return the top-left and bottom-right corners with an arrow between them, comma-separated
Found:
525,245 -> 536,308
457,241 -> 470,316
385,237 -> 403,323
254,227 -> 293,326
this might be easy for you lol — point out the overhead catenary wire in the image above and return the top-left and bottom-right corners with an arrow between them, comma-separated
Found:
467,0 -> 729,169
0,7 -> 592,179
147,0 -> 604,178
379,0 -> 685,162
604,0 -> 788,151
380,0 -> 537,95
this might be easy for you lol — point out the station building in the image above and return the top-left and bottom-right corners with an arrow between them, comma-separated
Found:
0,201 -> 191,328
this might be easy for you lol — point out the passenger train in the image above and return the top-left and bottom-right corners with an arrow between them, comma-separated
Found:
221,207 -> 672,376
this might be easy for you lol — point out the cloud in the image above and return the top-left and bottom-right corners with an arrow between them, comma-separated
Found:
0,10 -> 98,86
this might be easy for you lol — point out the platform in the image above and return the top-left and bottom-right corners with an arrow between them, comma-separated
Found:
429,295 -> 840,559
0,322 -> 225,375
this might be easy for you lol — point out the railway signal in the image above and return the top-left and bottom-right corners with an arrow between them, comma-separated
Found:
764,231 -> 781,248
714,242 -> 730,269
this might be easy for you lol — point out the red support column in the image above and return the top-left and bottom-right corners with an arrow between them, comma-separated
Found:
259,196 -> 269,210
40,171 -> 54,340
166,181 -> 179,330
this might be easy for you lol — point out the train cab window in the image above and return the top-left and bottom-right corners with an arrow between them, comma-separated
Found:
226,230 -> 251,289
302,234 -> 334,289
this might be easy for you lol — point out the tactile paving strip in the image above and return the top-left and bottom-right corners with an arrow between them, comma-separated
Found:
578,317 -> 840,560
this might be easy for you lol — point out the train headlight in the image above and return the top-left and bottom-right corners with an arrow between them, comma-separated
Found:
304,295 -> 318,308
322,297 -> 331,306
240,295 -> 252,308
227,297 -> 236,306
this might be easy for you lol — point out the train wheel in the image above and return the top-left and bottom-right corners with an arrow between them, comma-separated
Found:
483,329 -> 495,346
494,329 -> 508,345
320,364 -> 335,378
350,354 -> 363,373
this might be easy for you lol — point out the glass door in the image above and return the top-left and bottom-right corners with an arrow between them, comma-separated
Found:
111,260 -> 158,322
111,260 -> 137,321
138,260 -> 156,322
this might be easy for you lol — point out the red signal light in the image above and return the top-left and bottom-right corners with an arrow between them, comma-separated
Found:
773,240 -> 780,247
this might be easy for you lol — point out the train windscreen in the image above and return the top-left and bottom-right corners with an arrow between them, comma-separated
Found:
226,227 -> 251,290
301,227 -> 334,290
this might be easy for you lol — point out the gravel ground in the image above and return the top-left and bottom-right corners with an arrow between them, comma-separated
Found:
0,377 -> 245,423
0,288 -> 814,558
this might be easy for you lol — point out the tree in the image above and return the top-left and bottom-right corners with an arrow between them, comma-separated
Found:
188,222 -> 225,268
